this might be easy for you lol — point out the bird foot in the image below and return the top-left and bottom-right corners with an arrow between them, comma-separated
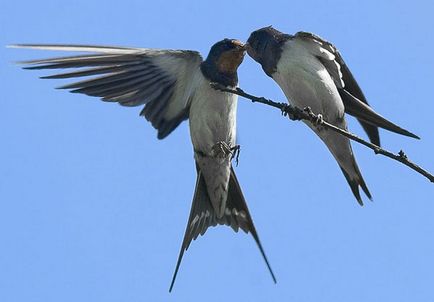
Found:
210,142 -> 241,165
303,107 -> 324,128
211,141 -> 233,158
313,114 -> 324,127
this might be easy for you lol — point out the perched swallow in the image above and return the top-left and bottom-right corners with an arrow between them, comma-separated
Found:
246,27 -> 419,205
11,39 -> 275,290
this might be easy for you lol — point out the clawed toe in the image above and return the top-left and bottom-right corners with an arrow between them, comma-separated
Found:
210,142 -> 241,165
211,141 -> 232,158
230,145 -> 241,166
314,114 -> 323,126
303,107 -> 324,128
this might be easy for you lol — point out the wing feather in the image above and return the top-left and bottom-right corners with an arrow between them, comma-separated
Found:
13,44 -> 203,139
294,32 -> 418,145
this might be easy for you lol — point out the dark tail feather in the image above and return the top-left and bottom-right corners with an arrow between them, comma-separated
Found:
169,170 -> 215,292
359,122 -> 380,147
169,167 -> 276,292
339,158 -> 372,206
227,167 -> 276,284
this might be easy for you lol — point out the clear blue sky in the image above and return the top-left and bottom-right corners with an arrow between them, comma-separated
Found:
1,0 -> 434,301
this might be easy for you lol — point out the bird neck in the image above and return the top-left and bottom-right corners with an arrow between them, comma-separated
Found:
200,61 -> 238,88
258,34 -> 291,77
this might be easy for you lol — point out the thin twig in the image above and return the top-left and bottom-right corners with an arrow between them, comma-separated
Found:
211,83 -> 434,183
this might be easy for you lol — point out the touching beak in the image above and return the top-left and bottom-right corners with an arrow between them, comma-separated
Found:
232,40 -> 246,52
244,42 -> 253,57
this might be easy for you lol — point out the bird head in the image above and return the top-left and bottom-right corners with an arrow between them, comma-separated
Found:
205,39 -> 246,75
201,39 -> 246,87
246,26 -> 289,76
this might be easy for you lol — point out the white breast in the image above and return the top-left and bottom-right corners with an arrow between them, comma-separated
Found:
272,40 -> 344,118
188,74 -> 238,154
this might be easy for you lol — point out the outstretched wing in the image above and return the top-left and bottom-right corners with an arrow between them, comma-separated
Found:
11,44 -> 203,139
294,32 -> 419,145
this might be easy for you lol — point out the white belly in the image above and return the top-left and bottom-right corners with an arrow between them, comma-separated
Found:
188,75 -> 237,154
188,74 -> 238,218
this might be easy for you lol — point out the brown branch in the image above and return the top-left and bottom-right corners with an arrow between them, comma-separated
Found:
211,83 -> 434,183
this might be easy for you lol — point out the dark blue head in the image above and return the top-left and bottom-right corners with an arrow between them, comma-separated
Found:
201,39 -> 246,87
246,26 -> 290,76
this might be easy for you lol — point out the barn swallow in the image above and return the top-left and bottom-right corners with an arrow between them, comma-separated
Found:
11,39 -> 275,290
246,27 -> 419,205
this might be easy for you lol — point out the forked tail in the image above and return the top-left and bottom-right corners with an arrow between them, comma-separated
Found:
169,166 -> 276,292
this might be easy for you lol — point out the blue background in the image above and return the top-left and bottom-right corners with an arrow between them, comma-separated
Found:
1,0 -> 434,301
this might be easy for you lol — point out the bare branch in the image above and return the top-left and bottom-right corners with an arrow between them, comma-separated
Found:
211,83 -> 434,183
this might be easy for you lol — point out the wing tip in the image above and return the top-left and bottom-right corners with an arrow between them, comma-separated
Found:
391,126 -> 420,140
6,44 -> 27,49
7,44 -> 47,49
408,132 -> 420,140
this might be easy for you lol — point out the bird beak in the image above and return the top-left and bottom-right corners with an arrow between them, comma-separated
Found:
244,42 -> 252,55
232,40 -> 246,52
